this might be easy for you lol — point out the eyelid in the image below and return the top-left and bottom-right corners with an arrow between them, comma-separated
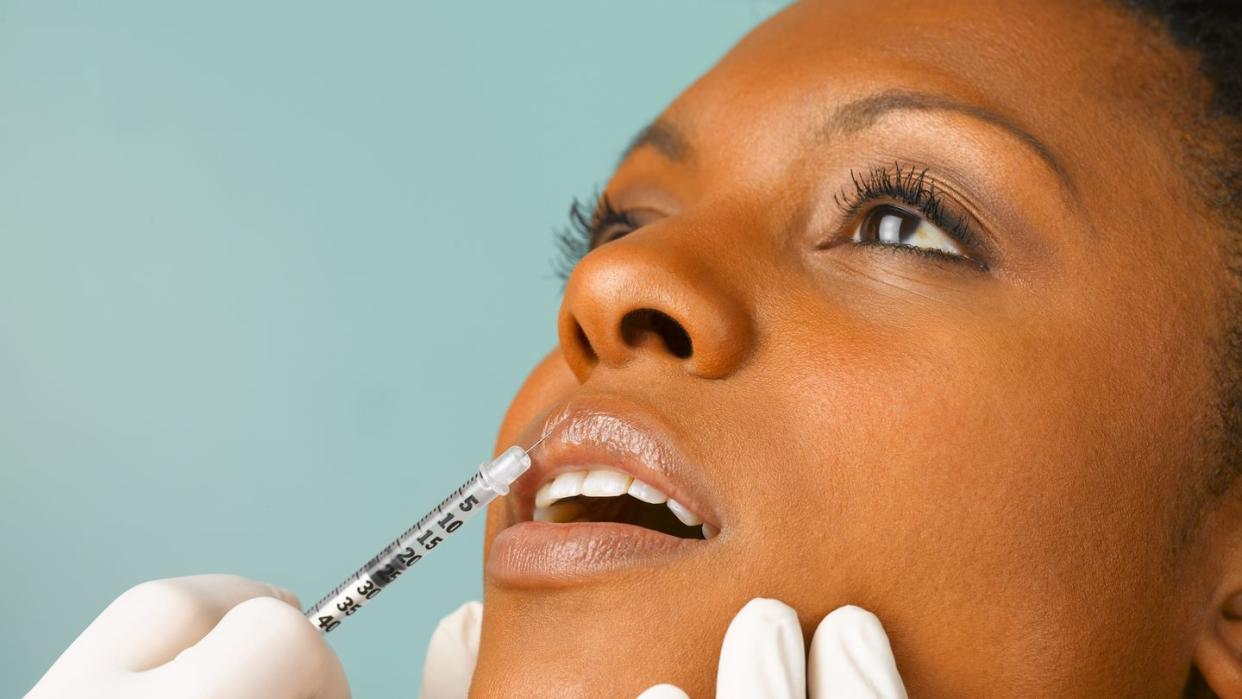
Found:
592,205 -> 665,247
851,238 -> 978,269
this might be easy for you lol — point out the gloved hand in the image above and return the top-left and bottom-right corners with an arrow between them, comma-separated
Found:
26,574 -> 350,699
417,598 -> 905,698
638,599 -> 907,698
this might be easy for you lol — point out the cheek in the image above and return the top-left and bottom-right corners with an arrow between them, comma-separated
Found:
745,305 -> 1189,692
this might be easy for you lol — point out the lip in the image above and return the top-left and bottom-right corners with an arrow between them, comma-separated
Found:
486,395 -> 719,586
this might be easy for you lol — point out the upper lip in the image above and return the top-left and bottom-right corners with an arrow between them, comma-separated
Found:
508,395 -> 718,528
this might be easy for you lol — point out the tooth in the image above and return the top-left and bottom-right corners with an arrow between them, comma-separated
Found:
548,471 -> 587,501
666,498 -> 702,527
534,482 -> 558,508
627,478 -> 668,504
581,469 -> 632,497
702,522 -> 719,539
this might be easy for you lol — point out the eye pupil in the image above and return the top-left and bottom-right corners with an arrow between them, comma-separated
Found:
864,204 -> 920,244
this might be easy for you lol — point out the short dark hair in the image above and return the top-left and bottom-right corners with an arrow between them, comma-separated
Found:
1118,1 -> 1242,503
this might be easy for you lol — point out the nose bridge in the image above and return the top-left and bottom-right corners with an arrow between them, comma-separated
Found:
556,219 -> 756,382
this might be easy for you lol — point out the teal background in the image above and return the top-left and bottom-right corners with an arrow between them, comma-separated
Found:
0,1 -> 782,695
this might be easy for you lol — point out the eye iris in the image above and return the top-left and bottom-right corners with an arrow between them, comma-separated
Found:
864,205 -> 920,244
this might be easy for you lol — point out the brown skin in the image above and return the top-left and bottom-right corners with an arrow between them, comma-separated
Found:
471,0 -> 1242,696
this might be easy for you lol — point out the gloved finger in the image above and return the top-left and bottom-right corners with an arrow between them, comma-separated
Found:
67,574 -> 299,671
808,605 -> 907,699
142,596 -> 349,699
418,600 -> 483,699
716,598 -> 806,699
635,683 -> 691,699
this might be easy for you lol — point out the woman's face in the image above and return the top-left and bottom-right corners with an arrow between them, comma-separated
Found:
472,0 -> 1234,695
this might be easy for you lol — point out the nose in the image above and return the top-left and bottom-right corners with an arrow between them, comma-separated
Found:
557,226 -> 755,382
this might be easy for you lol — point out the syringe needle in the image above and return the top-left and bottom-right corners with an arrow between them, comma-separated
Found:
524,430 -> 553,454
524,414 -> 568,454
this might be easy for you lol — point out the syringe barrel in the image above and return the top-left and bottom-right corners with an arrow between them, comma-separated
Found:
303,447 -> 531,634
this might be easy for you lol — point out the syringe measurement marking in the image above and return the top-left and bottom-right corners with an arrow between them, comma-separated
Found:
306,472 -> 493,633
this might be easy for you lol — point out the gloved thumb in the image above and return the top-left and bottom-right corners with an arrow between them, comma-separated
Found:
808,605 -> 907,699
418,600 -> 483,699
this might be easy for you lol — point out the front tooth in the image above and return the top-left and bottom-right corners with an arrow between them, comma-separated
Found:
627,478 -> 668,504
534,481 -> 558,508
581,469 -> 632,497
666,498 -> 702,527
548,471 -> 587,501
702,522 -> 720,539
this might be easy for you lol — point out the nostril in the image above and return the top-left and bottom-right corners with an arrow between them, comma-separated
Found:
649,312 -> 693,358
620,309 -> 693,359
575,321 -> 598,363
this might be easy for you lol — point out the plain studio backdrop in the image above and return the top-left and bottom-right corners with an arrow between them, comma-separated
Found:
0,1 -> 786,695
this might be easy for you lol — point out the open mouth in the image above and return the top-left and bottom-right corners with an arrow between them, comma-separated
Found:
489,399 -> 720,585
533,468 -> 719,540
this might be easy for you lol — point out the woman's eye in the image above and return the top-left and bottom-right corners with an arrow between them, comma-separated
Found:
594,206 -> 665,248
852,204 -> 963,257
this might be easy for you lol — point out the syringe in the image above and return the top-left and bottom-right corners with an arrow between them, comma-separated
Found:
304,438 -> 543,633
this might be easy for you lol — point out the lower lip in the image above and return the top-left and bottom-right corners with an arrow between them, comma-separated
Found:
486,521 -> 704,587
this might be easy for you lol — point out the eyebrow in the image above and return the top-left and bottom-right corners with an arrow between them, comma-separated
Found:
824,89 -> 1076,194
620,89 -> 1076,198
619,120 -> 693,166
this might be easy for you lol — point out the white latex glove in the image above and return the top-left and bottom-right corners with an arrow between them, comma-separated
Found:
418,601 -> 483,699
26,574 -> 349,699
416,599 -> 905,699
639,599 -> 907,698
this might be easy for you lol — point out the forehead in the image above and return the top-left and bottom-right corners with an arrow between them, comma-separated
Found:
658,0 -> 1168,191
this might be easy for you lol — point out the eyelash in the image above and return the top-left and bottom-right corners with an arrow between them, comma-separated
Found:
833,164 -> 986,271
551,163 -> 986,282
553,193 -> 634,283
